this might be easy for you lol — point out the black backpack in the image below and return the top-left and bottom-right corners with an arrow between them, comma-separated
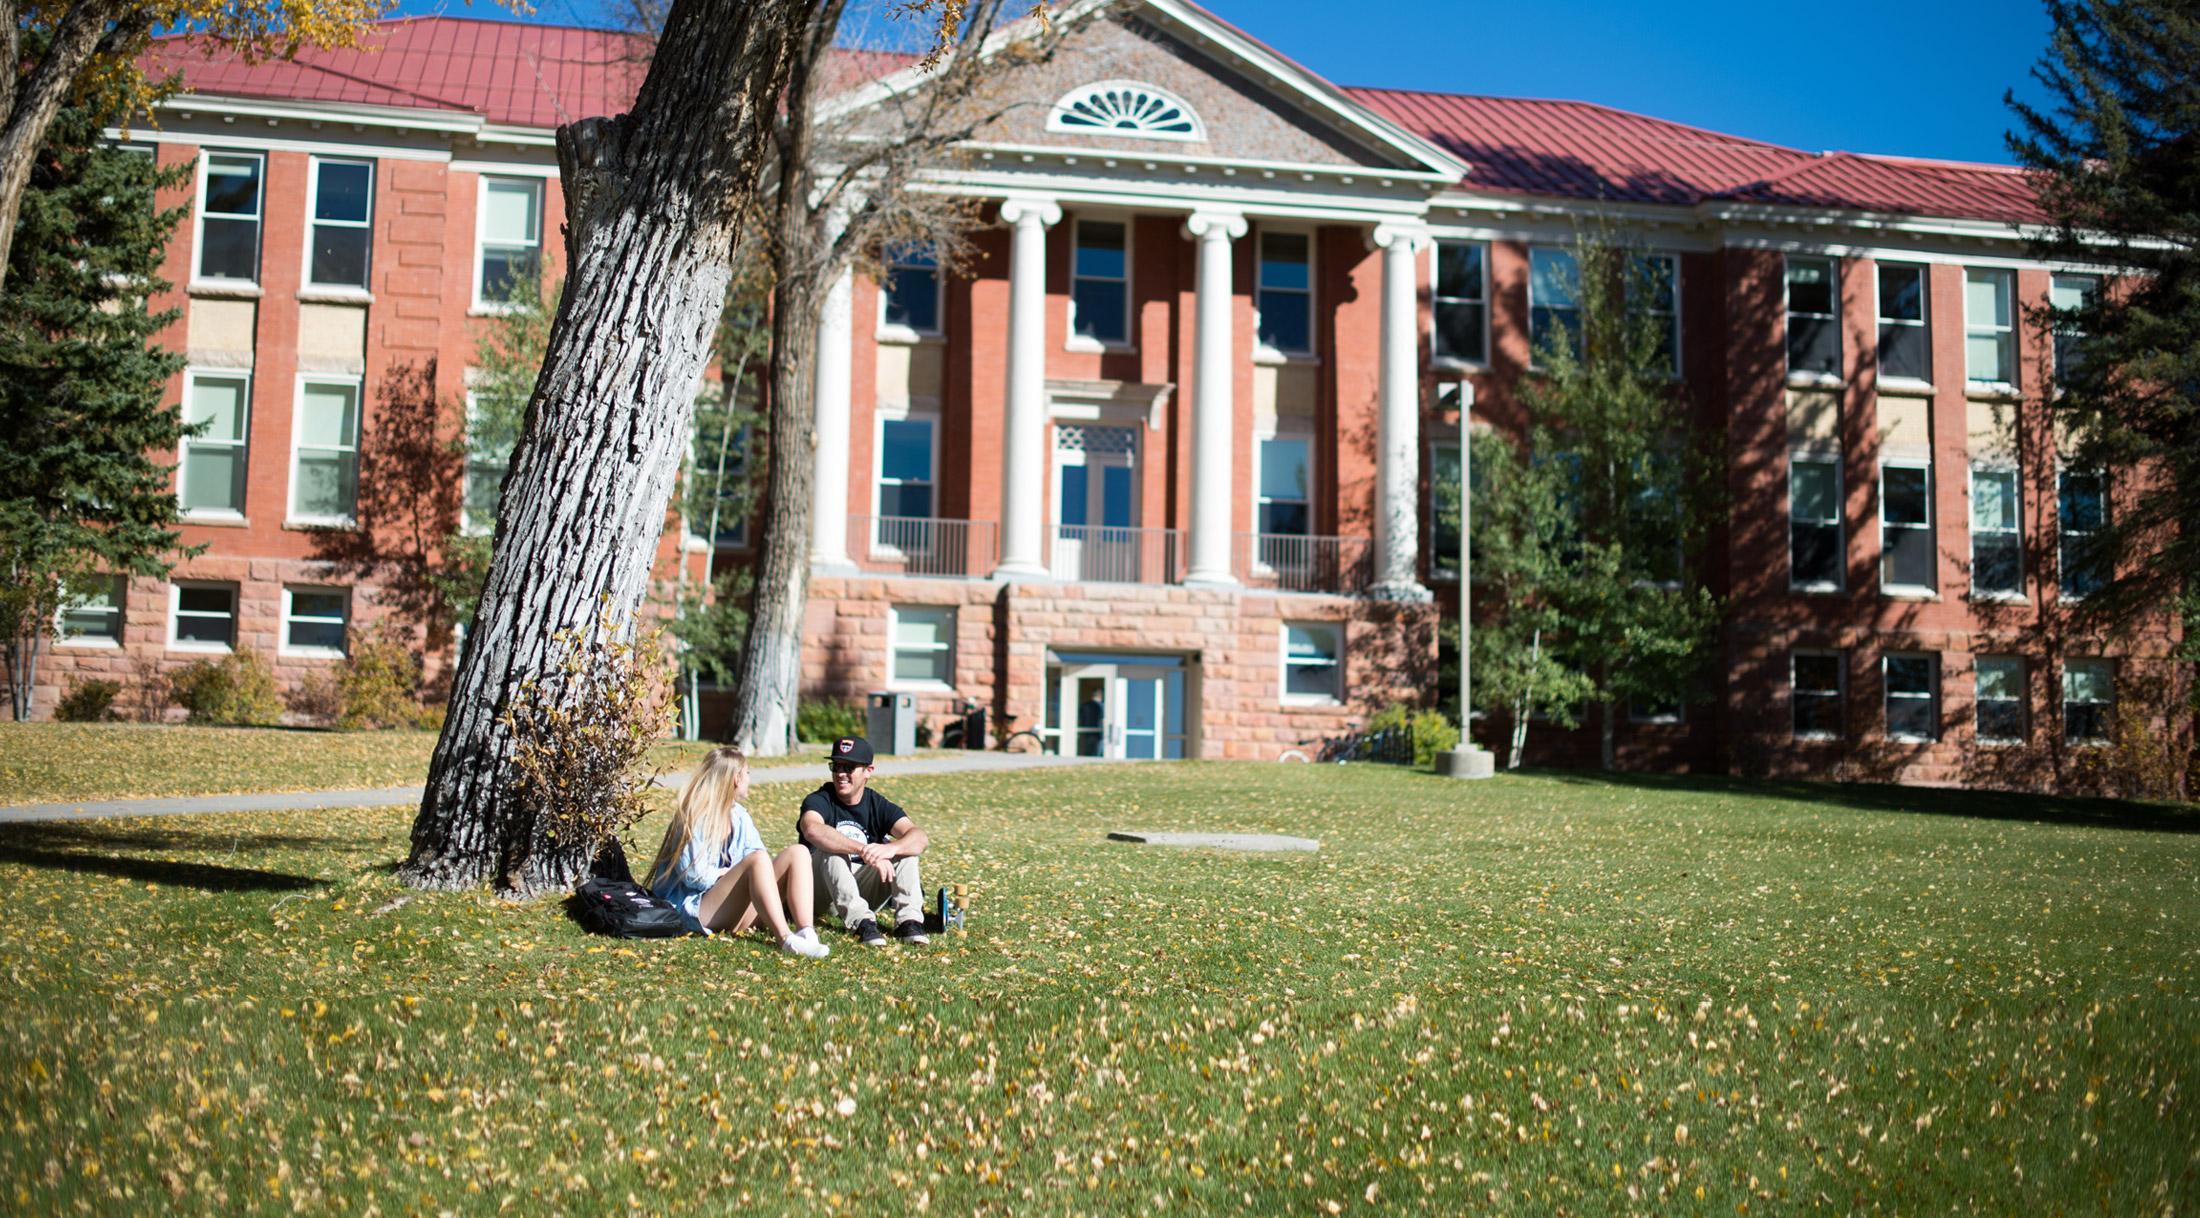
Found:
572,876 -> 691,938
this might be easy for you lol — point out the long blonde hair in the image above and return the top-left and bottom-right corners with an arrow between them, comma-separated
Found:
645,746 -> 748,891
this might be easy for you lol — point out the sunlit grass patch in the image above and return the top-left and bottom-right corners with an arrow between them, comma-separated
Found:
0,764 -> 2191,1215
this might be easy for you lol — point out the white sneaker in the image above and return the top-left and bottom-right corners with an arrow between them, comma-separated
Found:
781,932 -> 830,958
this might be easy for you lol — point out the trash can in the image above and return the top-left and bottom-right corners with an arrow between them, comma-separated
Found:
867,691 -> 916,756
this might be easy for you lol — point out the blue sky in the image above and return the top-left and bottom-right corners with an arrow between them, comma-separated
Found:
429,0 -> 2054,165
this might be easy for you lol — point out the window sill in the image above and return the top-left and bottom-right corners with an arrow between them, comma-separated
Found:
888,680 -> 956,695
167,640 -> 234,655
2064,738 -> 2110,749
1785,371 -> 1844,390
1976,738 -> 2026,748
299,286 -> 374,305
1065,335 -> 1134,356
1966,381 -> 2021,401
188,281 -> 263,300
1789,583 -> 1845,597
285,517 -> 357,532
1881,587 -> 1940,602
1281,695 -> 1343,709
1878,376 -> 1935,395
1631,716 -> 1685,727
1886,734 -> 1940,745
469,302 -> 525,319
181,511 -> 248,528
279,647 -> 346,661
55,637 -> 121,650
1968,590 -> 2028,605
1792,732 -> 1840,743
876,326 -> 943,346
1432,356 -> 1489,375
1252,347 -> 1318,367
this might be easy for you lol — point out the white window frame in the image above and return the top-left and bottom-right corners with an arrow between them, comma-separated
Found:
1628,697 -> 1684,725
303,156 -> 375,293
2062,657 -> 2114,745
56,574 -> 126,648
1431,240 -> 1489,368
1967,462 -> 2024,601
1628,251 -> 1682,380
473,175 -> 544,312
887,604 -> 955,691
1788,453 -> 1843,593
1790,648 -> 1845,741
280,585 -> 350,659
1253,424 -> 1314,536
1067,216 -> 1132,351
192,149 -> 264,286
288,374 -> 363,527
1974,655 -> 2027,745
1783,254 -> 1841,384
1963,267 -> 2017,392
2057,467 -> 2107,601
878,242 -> 944,342
1874,262 -> 1932,387
871,404 -> 940,555
2049,273 -> 2097,383
1882,651 -> 1939,743
179,368 -> 252,521
1526,246 -> 1580,370
1253,227 -> 1314,360
1280,620 -> 1343,706
168,581 -> 238,653
1879,458 -> 1935,594
461,389 -> 513,537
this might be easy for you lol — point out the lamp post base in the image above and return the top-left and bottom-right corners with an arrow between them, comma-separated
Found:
1435,746 -> 1496,780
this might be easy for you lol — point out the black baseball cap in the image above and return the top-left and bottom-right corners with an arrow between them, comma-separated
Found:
827,736 -> 875,766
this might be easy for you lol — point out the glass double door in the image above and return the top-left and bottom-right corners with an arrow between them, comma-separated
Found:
1055,662 -> 1187,760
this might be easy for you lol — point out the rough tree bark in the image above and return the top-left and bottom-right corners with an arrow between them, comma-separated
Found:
0,3 -> 151,298
399,0 -> 818,896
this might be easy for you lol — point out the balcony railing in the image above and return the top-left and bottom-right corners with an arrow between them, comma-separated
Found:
1234,532 -> 1374,594
1050,525 -> 1184,585
849,516 -> 999,579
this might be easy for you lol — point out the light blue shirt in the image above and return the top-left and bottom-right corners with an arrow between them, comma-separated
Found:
651,803 -> 766,933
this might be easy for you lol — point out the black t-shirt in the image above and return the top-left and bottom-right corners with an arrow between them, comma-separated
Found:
799,785 -> 908,856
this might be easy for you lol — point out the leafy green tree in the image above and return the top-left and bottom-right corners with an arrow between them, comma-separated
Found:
1460,232 -> 1723,768
2007,0 -> 2199,644
0,74 -> 193,720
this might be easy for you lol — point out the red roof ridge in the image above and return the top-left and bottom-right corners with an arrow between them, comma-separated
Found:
1838,150 -> 2030,176
1345,83 -> 1805,155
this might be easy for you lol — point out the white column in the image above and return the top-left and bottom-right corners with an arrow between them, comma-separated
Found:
993,196 -> 1061,581
808,248 -> 857,574
1369,222 -> 1432,602
1183,209 -> 1246,587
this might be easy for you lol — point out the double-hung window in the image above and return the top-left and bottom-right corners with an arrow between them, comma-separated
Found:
307,158 -> 374,291
1433,243 -> 1487,364
1792,650 -> 1844,739
476,176 -> 543,307
2050,274 -> 2096,383
2062,658 -> 2113,743
170,582 -> 238,650
1876,263 -> 1930,382
1880,461 -> 1934,591
2058,470 -> 2107,599
890,606 -> 954,687
1785,255 -> 1840,377
196,152 -> 263,283
875,413 -> 937,554
1528,247 -> 1581,365
1964,268 -> 2016,388
1256,231 -> 1312,356
1883,653 -> 1939,741
1282,622 -> 1342,702
58,575 -> 125,646
181,371 -> 251,517
1627,252 -> 1679,377
282,586 -> 349,657
1969,464 -> 2022,597
1429,442 -> 1462,580
291,378 -> 361,524
1975,656 -> 2026,743
1789,455 -> 1842,590
882,242 -> 941,336
1070,219 -> 1129,346
1257,434 -> 1311,537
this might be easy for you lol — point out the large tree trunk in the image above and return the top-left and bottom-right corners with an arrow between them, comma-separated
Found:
399,0 -> 817,897
0,4 -> 148,299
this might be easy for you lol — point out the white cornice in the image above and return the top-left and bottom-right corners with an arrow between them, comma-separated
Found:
159,92 -> 483,137
907,167 -> 1429,225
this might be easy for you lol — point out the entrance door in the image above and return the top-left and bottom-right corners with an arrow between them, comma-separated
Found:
1054,426 -> 1138,581
1051,661 -> 1188,759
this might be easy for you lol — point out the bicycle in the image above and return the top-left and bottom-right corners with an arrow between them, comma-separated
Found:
996,711 -> 1047,755
1277,721 -> 1364,764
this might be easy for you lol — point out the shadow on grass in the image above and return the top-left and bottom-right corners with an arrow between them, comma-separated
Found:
0,822 -> 336,892
1511,767 -> 2199,835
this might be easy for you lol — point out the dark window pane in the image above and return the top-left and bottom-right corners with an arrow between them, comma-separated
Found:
1978,700 -> 2024,742
1885,527 -> 1935,588
1259,233 -> 1308,290
1882,467 -> 1928,524
204,157 -> 261,215
1878,266 -> 1924,322
1073,222 -> 1125,279
288,618 -> 347,652
2060,534 -> 2106,598
1437,244 -> 1483,301
2065,703 -> 2107,742
1787,259 -> 1834,315
880,419 -> 932,482
1794,693 -> 1841,736
480,249 -> 539,302
311,226 -> 370,288
1886,655 -> 1933,695
1794,654 -> 1841,693
885,266 -> 939,332
199,217 -> 258,281
178,586 -> 231,616
1072,279 -> 1127,343
1972,533 -> 2021,594
1257,288 -> 1310,352
1436,300 -> 1485,363
1878,323 -> 1930,381
879,483 -> 931,519
314,162 -> 371,223
1788,317 -> 1840,375
1887,697 -> 1936,739
1261,501 -> 1309,536
1792,522 -> 1841,585
1531,307 -> 1582,362
2058,475 -> 2105,532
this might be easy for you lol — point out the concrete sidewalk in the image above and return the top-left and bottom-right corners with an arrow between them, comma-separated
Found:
0,749 -> 1109,825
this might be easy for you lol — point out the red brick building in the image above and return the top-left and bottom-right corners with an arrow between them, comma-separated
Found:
33,4 -> 2185,790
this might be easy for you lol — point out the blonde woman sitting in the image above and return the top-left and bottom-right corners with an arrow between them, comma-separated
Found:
645,747 -> 829,957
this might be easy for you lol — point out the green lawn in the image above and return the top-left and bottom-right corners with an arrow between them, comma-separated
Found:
0,764 -> 2192,1215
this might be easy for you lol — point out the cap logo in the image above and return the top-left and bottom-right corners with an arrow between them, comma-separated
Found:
838,740 -> 853,754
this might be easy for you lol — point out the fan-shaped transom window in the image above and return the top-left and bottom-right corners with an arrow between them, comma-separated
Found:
1047,81 -> 1204,142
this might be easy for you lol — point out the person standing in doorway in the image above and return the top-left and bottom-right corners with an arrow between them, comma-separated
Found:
796,736 -> 931,947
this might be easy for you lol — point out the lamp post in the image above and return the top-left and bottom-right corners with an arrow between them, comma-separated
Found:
1437,380 -> 1496,779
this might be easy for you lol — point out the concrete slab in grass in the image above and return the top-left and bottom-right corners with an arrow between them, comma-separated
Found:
1106,831 -> 1320,853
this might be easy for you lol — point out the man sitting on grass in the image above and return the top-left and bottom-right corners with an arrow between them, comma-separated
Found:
796,736 -> 931,947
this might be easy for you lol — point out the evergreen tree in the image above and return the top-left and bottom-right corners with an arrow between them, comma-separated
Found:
0,74 -> 193,719
2007,0 -> 2200,641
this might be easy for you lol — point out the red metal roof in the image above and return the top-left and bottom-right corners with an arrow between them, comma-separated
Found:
146,17 -> 2042,225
